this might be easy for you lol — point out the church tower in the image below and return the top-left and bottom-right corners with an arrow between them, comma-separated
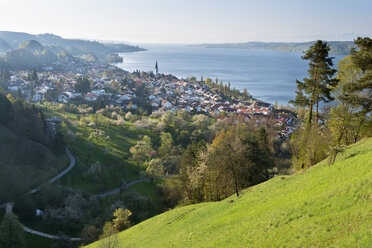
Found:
155,61 -> 159,77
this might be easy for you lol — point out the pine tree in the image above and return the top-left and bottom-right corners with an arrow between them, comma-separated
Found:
290,40 -> 338,125
342,37 -> 372,114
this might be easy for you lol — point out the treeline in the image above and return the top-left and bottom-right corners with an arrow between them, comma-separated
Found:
200,76 -> 252,102
290,37 -> 372,169
0,92 -> 46,144
177,125 -> 273,202
148,118 -> 279,207
0,91 -> 66,202
122,105 -> 290,207
0,91 -> 63,150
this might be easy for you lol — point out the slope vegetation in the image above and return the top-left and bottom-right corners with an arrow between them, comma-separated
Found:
86,138 -> 372,248
0,124 -> 68,203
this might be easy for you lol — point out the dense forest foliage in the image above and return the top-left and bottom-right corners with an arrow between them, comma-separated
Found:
0,91 -> 65,202
290,38 -> 372,169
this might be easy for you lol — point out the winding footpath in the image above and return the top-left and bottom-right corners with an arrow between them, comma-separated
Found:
97,175 -> 172,198
0,147 -> 81,241
0,146 -> 172,242
28,147 -> 76,195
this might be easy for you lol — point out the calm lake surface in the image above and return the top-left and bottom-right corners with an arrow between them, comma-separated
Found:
117,44 -> 344,105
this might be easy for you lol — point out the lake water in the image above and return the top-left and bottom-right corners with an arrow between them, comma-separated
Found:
116,44 -> 344,105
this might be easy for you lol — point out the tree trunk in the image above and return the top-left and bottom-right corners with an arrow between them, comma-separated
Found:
316,100 -> 319,124
234,179 -> 239,197
313,65 -> 319,124
354,115 -> 365,143
307,103 -> 313,127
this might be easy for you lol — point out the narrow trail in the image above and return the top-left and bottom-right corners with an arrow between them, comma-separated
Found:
97,175 -> 172,198
22,225 -> 82,241
28,147 -> 76,195
0,147 -> 173,242
0,147 -> 81,241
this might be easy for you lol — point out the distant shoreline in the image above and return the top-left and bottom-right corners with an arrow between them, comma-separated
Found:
193,41 -> 355,55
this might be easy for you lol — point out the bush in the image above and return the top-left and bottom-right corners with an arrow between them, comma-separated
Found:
291,124 -> 332,170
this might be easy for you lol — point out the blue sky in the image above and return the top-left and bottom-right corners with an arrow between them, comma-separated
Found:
0,0 -> 371,43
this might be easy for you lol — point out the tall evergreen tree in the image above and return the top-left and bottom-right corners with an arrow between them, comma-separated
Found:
290,40 -> 338,125
342,37 -> 372,114
75,76 -> 91,94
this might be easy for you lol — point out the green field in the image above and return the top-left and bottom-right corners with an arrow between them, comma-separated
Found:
86,138 -> 372,248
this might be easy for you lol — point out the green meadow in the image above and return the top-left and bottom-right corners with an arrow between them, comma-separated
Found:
86,138 -> 372,248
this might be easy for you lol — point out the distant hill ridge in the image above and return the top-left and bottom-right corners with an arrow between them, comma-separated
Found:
0,31 -> 144,54
0,31 -> 145,69
199,41 -> 356,55
0,39 -> 58,69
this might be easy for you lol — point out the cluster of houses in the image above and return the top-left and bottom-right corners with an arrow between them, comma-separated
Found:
2,66 -> 277,117
1,66 -> 295,139
142,78 -> 274,116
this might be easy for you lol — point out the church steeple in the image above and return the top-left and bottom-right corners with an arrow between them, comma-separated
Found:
155,61 -> 159,77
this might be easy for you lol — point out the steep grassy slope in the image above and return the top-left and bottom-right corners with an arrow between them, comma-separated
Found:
87,138 -> 372,248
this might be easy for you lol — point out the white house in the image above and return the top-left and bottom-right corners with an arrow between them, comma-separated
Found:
162,100 -> 172,109
33,93 -> 44,102
58,94 -> 69,103
65,91 -> 82,99
8,86 -> 19,91
151,102 -> 159,108
85,93 -> 97,101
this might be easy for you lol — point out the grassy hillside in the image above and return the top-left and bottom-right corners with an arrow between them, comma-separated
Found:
86,138 -> 372,248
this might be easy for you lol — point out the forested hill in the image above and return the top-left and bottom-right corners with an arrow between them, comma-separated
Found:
0,31 -> 144,56
86,138 -> 372,248
198,41 -> 356,55
0,92 -> 67,203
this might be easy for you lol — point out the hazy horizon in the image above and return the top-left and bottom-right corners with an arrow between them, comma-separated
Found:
0,0 -> 371,44
0,30 -> 364,46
